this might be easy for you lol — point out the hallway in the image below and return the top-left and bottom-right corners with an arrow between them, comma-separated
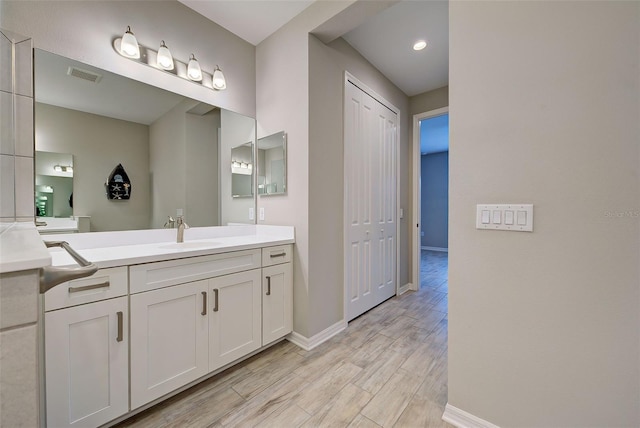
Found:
119,251 -> 449,427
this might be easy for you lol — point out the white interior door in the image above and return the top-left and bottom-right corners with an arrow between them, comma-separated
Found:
345,79 -> 398,321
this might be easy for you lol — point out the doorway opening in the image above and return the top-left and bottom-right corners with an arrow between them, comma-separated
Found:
412,107 -> 449,292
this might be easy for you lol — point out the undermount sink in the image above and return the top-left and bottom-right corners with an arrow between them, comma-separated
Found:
158,241 -> 220,250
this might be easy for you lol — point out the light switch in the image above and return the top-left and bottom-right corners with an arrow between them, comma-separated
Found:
476,204 -> 533,232
481,210 -> 491,224
505,210 -> 514,225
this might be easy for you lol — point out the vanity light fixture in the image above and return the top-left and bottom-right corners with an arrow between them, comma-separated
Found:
156,40 -> 174,70
119,26 -> 140,58
113,27 -> 227,91
53,165 -> 73,173
212,66 -> 226,90
413,40 -> 427,51
187,54 -> 203,81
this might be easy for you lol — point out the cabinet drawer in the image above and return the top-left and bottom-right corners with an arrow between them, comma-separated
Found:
130,249 -> 261,294
261,245 -> 292,267
45,267 -> 128,312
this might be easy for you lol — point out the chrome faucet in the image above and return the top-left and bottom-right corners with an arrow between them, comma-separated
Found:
164,216 -> 175,228
176,215 -> 189,243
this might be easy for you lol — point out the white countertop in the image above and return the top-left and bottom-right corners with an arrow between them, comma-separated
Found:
0,222 -> 52,273
43,225 -> 295,268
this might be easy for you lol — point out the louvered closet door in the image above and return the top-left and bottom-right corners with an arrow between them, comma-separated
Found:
345,80 -> 397,321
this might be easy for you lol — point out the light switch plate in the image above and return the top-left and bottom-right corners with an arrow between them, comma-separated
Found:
476,204 -> 533,232
259,207 -> 265,221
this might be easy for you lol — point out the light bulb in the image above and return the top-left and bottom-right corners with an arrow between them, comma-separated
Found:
53,165 -> 62,172
120,26 -> 140,59
212,65 -> 226,90
156,40 -> 174,70
187,54 -> 202,81
413,40 -> 427,51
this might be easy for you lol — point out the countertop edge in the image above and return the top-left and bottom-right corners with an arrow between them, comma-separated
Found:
0,223 -> 52,274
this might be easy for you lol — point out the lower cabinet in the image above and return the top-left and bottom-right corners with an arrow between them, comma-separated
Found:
129,280 -> 209,409
262,262 -> 293,345
130,269 -> 262,409
45,296 -> 128,428
209,269 -> 262,370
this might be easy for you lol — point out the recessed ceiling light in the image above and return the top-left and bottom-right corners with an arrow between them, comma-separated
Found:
413,40 -> 427,51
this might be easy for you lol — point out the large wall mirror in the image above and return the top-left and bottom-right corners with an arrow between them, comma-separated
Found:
34,49 -> 256,232
257,131 -> 287,196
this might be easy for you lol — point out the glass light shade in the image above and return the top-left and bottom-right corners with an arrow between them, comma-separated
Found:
156,41 -> 174,70
212,66 -> 226,90
120,26 -> 140,58
187,54 -> 202,81
53,165 -> 62,172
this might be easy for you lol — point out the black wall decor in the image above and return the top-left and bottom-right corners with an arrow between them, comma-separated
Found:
106,164 -> 132,200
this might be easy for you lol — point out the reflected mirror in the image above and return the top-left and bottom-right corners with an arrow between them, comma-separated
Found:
257,132 -> 287,196
35,151 -> 73,217
34,49 -> 256,232
231,142 -> 253,198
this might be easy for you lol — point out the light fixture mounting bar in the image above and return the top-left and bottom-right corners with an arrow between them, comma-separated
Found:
113,38 -> 221,91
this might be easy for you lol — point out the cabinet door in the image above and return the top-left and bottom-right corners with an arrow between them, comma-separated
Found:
45,296 -> 128,427
262,262 -> 293,345
130,280 -> 209,409
209,269 -> 261,371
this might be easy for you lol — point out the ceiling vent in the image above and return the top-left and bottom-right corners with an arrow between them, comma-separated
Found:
66,66 -> 103,84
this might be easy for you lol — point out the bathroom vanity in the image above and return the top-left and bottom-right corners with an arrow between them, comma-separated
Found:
42,225 -> 294,427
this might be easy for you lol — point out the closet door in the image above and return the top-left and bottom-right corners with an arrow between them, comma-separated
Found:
345,80 -> 397,321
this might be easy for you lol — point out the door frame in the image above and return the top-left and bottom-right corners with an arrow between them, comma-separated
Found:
411,106 -> 449,291
343,71 -> 401,321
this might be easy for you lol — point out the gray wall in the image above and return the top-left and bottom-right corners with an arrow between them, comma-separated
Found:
410,85 -> 448,117
1,0 -> 256,118
36,103 -> 150,231
449,1 -> 640,425
421,151 -> 448,249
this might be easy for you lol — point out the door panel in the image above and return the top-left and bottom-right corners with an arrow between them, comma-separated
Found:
345,80 -> 398,320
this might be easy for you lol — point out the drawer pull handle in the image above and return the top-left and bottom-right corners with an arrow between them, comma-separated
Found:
40,241 -> 98,293
116,311 -> 123,342
68,281 -> 110,294
270,252 -> 286,258
201,292 -> 207,316
266,276 -> 271,295
213,289 -> 219,312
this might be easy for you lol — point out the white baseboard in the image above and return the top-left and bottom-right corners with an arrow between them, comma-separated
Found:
422,246 -> 448,252
286,319 -> 347,351
398,283 -> 412,295
442,404 -> 500,428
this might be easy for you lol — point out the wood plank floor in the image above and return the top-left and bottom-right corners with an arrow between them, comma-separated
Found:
118,250 -> 450,428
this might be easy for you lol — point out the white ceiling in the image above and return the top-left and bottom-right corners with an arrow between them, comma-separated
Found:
179,0 -> 449,97
342,1 -> 449,96
35,50 -> 192,125
178,0 -> 315,46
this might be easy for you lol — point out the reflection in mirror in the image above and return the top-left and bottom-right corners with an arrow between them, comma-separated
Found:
35,151 -> 73,217
257,132 -> 287,196
231,142 -> 254,198
34,49 -> 256,232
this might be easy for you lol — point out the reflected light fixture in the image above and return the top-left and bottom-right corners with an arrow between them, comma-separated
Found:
212,66 -> 226,90
53,165 -> 73,173
413,40 -> 427,51
156,40 -> 174,70
120,26 -> 140,58
187,54 -> 203,81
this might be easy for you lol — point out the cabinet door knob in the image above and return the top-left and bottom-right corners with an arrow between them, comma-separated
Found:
266,276 -> 271,296
201,291 -> 207,316
213,289 -> 219,312
116,311 -> 123,342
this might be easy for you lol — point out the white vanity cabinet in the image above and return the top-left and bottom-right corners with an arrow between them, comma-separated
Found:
209,269 -> 262,370
129,279 -> 209,409
44,268 -> 129,428
261,245 -> 293,345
